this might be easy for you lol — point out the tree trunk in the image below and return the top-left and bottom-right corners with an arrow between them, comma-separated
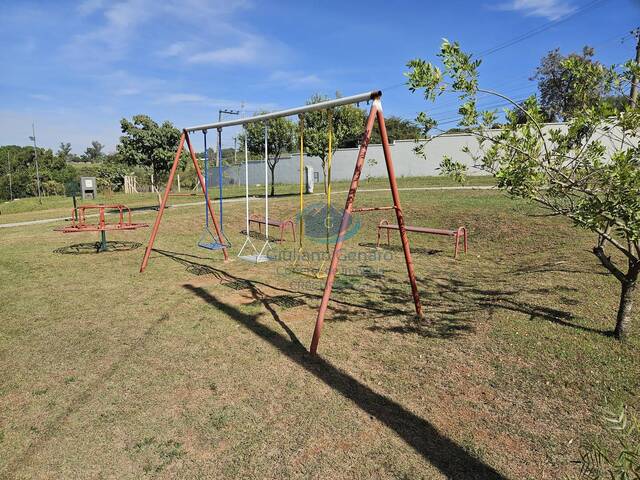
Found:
614,276 -> 637,340
270,165 -> 276,197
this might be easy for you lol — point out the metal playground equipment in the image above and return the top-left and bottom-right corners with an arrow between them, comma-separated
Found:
55,204 -> 148,252
139,90 -> 424,354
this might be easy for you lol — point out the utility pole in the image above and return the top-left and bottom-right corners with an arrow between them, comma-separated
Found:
28,123 -> 42,203
217,109 -> 240,166
7,152 -> 13,201
631,28 -> 640,108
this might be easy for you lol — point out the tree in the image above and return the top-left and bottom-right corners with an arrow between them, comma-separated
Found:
370,116 -> 421,144
57,142 -> 72,162
406,39 -> 639,340
117,115 -> 187,191
83,141 -> 105,162
0,145 -> 76,200
241,116 -> 295,196
532,46 -> 614,121
303,93 -> 364,192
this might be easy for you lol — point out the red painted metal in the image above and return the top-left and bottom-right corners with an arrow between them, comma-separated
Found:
376,107 -> 423,321
140,132 -> 187,272
377,219 -> 468,259
249,214 -> 296,243
55,204 -> 148,233
140,131 -> 228,273
352,206 -> 396,213
310,98 -> 423,355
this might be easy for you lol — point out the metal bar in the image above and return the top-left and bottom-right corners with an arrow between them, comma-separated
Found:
140,132 -> 186,272
203,130 -> 209,228
376,105 -> 423,319
244,133 -> 250,238
186,132 -> 229,261
352,206 -> 396,213
309,101 -> 379,355
217,128 -> 224,233
185,90 -> 381,132
264,125 -> 269,240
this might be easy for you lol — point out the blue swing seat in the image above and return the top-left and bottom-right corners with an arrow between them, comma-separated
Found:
198,240 -> 228,250
197,225 -> 231,251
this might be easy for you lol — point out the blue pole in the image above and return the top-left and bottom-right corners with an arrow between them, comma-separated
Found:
218,128 -> 224,234
203,130 -> 208,228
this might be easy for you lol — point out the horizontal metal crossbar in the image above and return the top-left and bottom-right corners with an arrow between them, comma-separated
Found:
185,90 -> 381,132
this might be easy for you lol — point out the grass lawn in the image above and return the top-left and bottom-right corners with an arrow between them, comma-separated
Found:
0,181 -> 637,479
0,175 -> 495,225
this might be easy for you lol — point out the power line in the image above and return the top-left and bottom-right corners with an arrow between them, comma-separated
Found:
476,0 -> 610,57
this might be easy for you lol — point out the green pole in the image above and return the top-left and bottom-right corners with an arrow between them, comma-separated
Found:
99,230 -> 107,252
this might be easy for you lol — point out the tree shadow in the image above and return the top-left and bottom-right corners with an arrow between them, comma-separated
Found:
53,241 -> 142,255
358,242 -> 441,256
183,284 -> 508,479
418,275 -> 612,337
506,261 -> 608,277
152,249 -> 471,340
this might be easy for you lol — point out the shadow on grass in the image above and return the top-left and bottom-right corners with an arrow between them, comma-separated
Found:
506,260 -> 608,277
153,248 -> 490,342
184,283 -> 507,479
358,241 -> 441,256
417,276 -> 613,338
53,241 -> 142,255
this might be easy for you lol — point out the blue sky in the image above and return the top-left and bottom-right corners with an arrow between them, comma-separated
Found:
0,0 -> 636,153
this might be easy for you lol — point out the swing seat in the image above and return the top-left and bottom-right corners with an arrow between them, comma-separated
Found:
238,253 -> 271,263
198,240 -> 228,251
198,226 -> 231,251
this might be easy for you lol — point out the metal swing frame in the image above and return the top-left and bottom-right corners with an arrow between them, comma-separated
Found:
198,129 -> 232,251
139,89 -> 423,355
237,125 -> 272,263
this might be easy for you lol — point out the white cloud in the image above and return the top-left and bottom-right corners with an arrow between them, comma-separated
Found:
64,0 -> 153,65
493,0 -> 576,20
65,0 -> 284,70
187,43 -> 257,65
267,71 -> 322,88
158,42 -> 190,58
153,93 -> 276,113
185,33 -> 289,66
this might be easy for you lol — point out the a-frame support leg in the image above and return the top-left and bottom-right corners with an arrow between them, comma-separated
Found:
140,130 -> 228,273
309,98 -> 423,354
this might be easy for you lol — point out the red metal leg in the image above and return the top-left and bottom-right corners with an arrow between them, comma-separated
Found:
463,228 -> 468,253
186,132 -> 229,261
376,107 -> 423,320
310,102 -> 379,355
454,233 -> 460,259
140,132 -> 186,272
289,220 -> 296,243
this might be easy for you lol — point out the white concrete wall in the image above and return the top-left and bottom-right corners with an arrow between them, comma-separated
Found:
208,122 -> 627,186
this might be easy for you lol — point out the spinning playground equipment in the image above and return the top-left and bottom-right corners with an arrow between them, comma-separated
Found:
55,204 -> 148,252
139,90 -> 423,354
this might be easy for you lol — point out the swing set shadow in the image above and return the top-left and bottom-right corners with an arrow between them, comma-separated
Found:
183,283 -> 507,479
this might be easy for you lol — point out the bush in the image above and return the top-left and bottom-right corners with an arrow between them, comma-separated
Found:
577,404 -> 640,479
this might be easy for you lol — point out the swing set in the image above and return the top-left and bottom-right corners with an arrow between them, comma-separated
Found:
139,90 -> 423,354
